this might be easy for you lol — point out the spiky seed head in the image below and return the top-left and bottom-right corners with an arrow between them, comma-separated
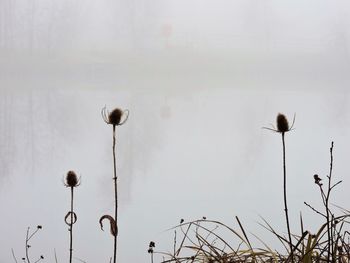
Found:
65,170 -> 78,187
276,113 -> 289,133
108,108 -> 124,126
149,241 -> 155,248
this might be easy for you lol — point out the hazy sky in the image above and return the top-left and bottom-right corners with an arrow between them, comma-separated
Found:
1,1 -> 350,262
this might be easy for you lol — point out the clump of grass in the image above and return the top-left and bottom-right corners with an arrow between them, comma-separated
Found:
154,114 -> 350,263
64,170 -> 80,263
152,218 -> 281,262
154,201 -> 350,262
100,106 -> 129,263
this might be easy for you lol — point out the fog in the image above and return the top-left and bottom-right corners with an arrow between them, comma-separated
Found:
1,1 -> 350,262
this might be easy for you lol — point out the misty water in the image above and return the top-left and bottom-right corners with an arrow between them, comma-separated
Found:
1,1 -> 350,262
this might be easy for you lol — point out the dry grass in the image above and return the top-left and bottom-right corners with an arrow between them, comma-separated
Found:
153,114 -> 350,263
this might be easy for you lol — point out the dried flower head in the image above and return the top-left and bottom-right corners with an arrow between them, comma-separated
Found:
149,241 -> 155,248
277,114 -> 289,133
148,241 -> 155,253
102,106 -> 129,126
314,174 -> 322,186
263,113 -> 295,133
65,171 -> 80,188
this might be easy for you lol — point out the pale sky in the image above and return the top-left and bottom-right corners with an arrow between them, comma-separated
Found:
1,1 -> 350,262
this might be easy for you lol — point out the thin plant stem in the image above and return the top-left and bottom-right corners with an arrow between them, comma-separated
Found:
11,248 -> 18,263
74,257 -> 87,263
28,228 -> 39,241
326,141 -> 334,262
24,226 -> 41,263
26,227 -> 31,263
112,125 -> 118,263
33,257 -> 43,263
281,132 -> 293,261
54,248 -> 59,263
69,187 -> 74,263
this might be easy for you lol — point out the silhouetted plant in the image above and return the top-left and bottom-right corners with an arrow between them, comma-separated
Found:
148,241 -> 155,263
304,142 -> 343,262
264,113 -> 295,261
12,107 -> 350,263
64,170 -> 80,263
153,127 -> 350,262
100,106 -> 129,263
12,225 -> 44,263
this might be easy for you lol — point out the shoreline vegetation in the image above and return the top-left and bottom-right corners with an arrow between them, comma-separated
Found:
11,112 -> 350,263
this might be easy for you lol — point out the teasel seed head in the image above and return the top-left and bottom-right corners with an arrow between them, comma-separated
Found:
65,170 -> 79,188
108,108 -> 123,125
102,106 -> 129,126
276,113 -> 289,133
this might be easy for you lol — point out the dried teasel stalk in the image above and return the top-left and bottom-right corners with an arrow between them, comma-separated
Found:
101,106 -> 129,263
64,170 -> 80,263
99,215 -> 118,237
264,113 -> 295,260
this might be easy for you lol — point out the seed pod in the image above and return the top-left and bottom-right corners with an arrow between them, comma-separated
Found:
108,108 -> 124,126
102,106 -> 129,126
276,113 -> 289,133
149,241 -> 155,248
66,171 -> 78,187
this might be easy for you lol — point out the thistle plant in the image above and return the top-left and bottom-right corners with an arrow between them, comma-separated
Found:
264,113 -> 295,261
100,106 -> 129,263
64,170 -> 80,263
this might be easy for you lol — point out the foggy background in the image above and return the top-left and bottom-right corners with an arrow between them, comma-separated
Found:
1,0 -> 350,262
